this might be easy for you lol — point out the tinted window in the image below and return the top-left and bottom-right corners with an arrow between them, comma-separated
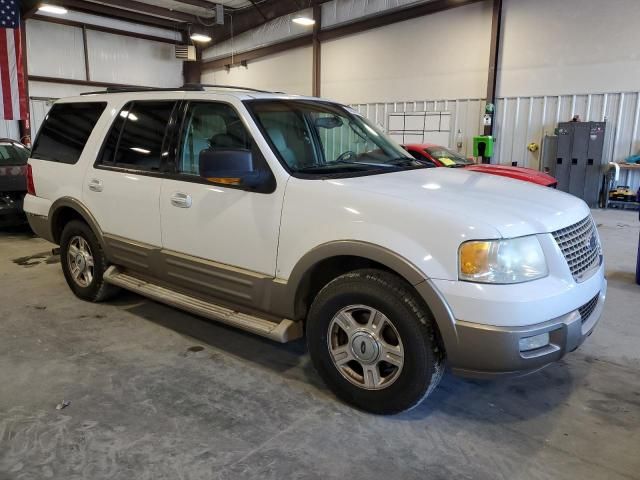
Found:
0,142 -> 29,165
247,100 -> 421,177
97,108 -> 127,165
179,102 -> 253,176
31,102 -> 106,164
425,147 -> 473,166
101,101 -> 176,170
247,103 -> 315,170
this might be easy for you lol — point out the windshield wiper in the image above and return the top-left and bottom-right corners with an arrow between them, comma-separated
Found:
295,162 -> 371,172
385,158 -> 422,167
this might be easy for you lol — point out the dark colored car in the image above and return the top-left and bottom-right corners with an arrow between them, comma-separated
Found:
0,138 -> 30,226
404,143 -> 558,187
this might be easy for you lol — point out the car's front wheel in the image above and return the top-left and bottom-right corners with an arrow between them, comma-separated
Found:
60,220 -> 119,302
306,269 -> 444,414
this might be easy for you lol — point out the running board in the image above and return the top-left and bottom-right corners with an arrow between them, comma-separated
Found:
103,266 -> 302,343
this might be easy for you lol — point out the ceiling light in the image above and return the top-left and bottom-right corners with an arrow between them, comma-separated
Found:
190,33 -> 212,43
292,15 -> 316,26
38,4 -> 68,14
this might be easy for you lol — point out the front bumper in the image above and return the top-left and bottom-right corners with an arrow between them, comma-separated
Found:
446,280 -> 607,378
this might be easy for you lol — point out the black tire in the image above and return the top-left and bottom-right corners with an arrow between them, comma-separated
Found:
60,220 -> 119,302
307,269 -> 444,414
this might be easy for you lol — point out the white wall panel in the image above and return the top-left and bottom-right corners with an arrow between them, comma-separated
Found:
203,9 -> 314,60
322,0 -> 434,28
29,98 -> 56,140
35,10 -> 181,41
321,1 -> 492,104
499,0 -> 640,97
28,81 -> 97,99
0,120 -> 20,141
26,20 -> 86,80
202,47 -> 313,96
86,30 -> 182,87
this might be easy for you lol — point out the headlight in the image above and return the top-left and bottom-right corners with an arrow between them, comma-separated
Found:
459,236 -> 548,284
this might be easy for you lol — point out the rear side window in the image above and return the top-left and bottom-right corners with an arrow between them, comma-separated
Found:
31,102 -> 106,164
98,101 -> 176,171
0,143 -> 29,165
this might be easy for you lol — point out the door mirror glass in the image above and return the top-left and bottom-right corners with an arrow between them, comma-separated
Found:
179,102 -> 274,192
199,149 -> 264,187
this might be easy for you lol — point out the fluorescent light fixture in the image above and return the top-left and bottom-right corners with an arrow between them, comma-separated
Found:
130,147 -> 151,154
190,33 -> 212,43
38,4 -> 68,14
292,15 -> 315,26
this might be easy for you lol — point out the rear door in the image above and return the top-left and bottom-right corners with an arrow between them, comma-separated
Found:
83,100 -> 178,260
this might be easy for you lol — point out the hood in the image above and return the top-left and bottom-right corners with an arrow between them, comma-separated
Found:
335,167 -> 589,238
464,164 -> 557,186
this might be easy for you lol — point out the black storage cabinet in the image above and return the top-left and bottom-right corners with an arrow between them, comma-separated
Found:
552,121 -> 606,207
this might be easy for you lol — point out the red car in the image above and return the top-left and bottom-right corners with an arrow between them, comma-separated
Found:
403,143 -> 557,187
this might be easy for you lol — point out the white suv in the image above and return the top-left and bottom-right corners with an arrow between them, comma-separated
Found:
24,85 -> 606,414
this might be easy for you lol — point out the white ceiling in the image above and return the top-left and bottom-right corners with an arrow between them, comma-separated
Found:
120,0 -> 260,19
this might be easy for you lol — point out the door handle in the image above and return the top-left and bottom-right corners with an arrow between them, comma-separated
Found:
88,178 -> 103,192
170,192 -> 192,208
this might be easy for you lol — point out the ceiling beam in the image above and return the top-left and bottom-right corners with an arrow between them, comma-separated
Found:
22,3 -> 41,20
172,0 -> 220,9
83,0 -> 208,23
201,35 -> 313,70
248,0 -> 268,22
56,0 -> 187,29
210,0 -> 333,43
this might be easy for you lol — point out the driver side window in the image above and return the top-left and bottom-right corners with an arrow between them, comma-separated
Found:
179,102 -> 251,176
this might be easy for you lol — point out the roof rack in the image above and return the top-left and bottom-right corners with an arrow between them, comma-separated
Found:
184,83 -> 283,94
80,84 -> 283,96
80,85 -> 202,96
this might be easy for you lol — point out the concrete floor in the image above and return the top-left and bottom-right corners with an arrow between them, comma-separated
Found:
0,209 -> 639,480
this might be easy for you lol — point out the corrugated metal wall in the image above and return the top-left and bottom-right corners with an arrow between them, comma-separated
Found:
26,19 -> 183,89
353,91 -> 640,190
0,120 -> 20,141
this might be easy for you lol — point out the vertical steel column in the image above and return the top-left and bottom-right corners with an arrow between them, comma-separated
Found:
312,3 -> 322,97
18,19 -> 31,146
82,25 -> 91,81
183,46 -> 203,84
482,0 -> 502,163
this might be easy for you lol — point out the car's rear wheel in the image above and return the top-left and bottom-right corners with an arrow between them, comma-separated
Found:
60,220 -> 119,302
307,269 -> 444,414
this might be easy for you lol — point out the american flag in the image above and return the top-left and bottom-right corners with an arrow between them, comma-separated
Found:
0,0 -> 27,120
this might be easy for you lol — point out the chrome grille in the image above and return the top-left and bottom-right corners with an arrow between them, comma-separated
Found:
552,216 -> 601,281
578,294 -> 599,324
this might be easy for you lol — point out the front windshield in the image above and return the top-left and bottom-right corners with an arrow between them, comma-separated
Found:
246,100 -> 424,177
425,147 -> 473,167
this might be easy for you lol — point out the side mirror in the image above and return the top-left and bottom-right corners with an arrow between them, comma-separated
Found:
199,149 -> 266,188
